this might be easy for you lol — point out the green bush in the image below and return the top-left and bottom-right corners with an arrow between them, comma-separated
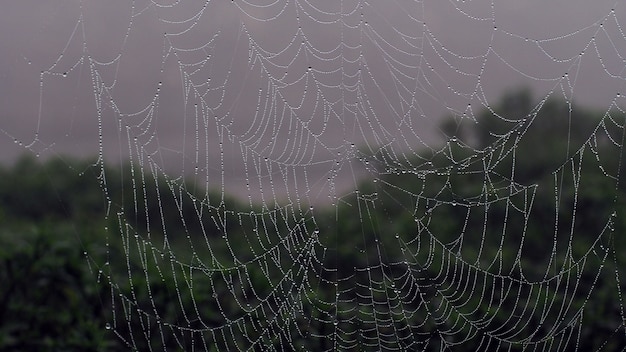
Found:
0,223 -> 119,351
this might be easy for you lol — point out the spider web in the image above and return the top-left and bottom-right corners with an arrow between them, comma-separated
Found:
3,0 -> 626,350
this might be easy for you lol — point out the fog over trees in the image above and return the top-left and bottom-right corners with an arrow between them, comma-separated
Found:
1,90 -> 624,350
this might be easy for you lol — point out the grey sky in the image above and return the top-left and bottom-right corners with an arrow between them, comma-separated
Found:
1,0 -> 624,202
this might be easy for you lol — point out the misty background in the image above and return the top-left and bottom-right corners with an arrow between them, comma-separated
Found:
1,0 -> 625,203
2,1 -> 626,350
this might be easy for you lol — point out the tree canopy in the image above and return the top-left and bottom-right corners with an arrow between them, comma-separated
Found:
1,89 -> 625,350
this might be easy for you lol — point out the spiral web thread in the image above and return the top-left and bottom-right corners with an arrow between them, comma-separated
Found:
7,0 -> 626,350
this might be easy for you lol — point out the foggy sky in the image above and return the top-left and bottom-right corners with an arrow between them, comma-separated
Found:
1,0 -> 625,203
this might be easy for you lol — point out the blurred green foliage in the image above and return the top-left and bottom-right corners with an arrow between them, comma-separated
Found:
0,89 -> 625,350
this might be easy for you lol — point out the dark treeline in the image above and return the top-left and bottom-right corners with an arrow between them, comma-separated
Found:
1,89 -> 625,351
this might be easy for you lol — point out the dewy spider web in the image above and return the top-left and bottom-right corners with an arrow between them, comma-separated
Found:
4,0 -> 626,350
